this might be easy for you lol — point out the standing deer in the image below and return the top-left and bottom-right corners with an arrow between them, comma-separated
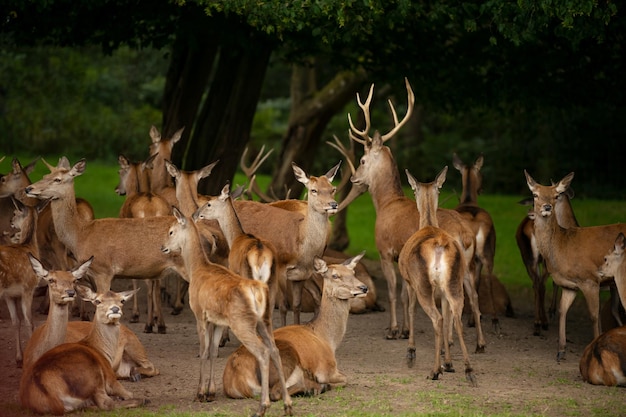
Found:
398,167 -> 476,385
223,252 -> 368,400
452,153 -> 501,332
22,254 -> 93,371
116,153 -> 171,334
525,170 -> 626,361
160,207 -> 293,417
598,233 -> 626,324
0,199 -> 40,367
515,186 -> 578,336
337,79 -> 486,352
24,157 -> 191,298
19,286 -> 145,414
0,157 -> 38,245
167,158 -> 340,326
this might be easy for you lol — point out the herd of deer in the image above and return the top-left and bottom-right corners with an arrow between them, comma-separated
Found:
1,78 -> 626,415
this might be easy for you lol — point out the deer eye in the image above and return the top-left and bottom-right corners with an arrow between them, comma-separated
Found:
120,299 -> 126,304
311,189 -> 318,195
94,300 -> 102,305
360,157 -> 366,165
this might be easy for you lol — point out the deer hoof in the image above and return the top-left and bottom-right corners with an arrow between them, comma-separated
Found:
171,306 -> 183,316
143,324 -> 153,334
385,328 -> 399,340
556,350 -> 566,363
443,363 -> 455,373
466,369 -> 478,387
475,344 -> 486,354
158,325 -> 167,334
400,329 -> 410,339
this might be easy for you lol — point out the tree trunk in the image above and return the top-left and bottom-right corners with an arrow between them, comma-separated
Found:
186,24 -> 273,196
268,65 -> 367,199
161,6 -> 220,166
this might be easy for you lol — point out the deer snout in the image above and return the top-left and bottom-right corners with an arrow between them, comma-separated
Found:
108,305 -> 122,319
326,201 -> 339,214
24,186 -> 34,196
63,289 -> 76,301
161,245 -> 170,254
353,285 -> 368,297
540,204 -> 553,217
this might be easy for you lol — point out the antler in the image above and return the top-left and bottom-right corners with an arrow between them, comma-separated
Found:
240,145 -> 276,203
348,77 -> 415,145
326,134 -> 356,194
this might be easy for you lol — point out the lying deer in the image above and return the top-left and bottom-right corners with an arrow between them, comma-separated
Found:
452,153 -> 500,332
515,185 -> 579,336
398,167 -> 476,385
0,199 -> 41,367
579,325 -> 626,386
19,285 -> 145,414
525,170 -> 626,361
223,252 -> 368,400
23,255 -> 159,381
161,206 -> 293,417
21,254 -> 93,371
338,79 -> 485,352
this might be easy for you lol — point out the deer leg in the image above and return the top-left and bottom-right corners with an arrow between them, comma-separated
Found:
421,297 -> 444,381
463,270 -> 486,353
556,287 -> 577,362
400,281 -> 410,339
256,320 -> 293,416
611,280 -> 626,328
380,256 -> 401,339
441,297 -> 455,373
290,280 -> 303,325
5,297 -> 23,367
130,279 -> 140,323
530,260 -> 547,335
405,286 -> 417,368
580,280 -> 601,337
171,275 -> 187,315
451,299 -> 476,386
152,279 -> 166,334
144,279 -> 154,333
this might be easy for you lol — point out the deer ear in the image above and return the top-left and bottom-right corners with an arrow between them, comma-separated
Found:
292,162 -> 309,186
313,256 -> 328,274
72,256 -> 94,280
149,125 -> 161,143
435,166 -> 448,189
325,161 -> 342,182
344,250 -> 366,269
28,253 -> 49,279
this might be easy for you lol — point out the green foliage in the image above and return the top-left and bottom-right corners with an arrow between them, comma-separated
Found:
0,45 -> 166,161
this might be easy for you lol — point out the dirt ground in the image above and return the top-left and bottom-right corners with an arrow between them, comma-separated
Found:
1,259 -> 623,417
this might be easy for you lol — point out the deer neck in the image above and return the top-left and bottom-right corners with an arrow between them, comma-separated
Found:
125,168 -> 142,196
218,199 -> 246,249
306,286 -> 351,354
180,222 -> 210,276
82,320 -> 120,365
416,200 -> 439,229
49,193 -> 82,255
459,173 -> 478,206
176,178 -> 202,217
40,301 -> 70,355
367,152 -> 405,212
302,203 -> 329,259
19,208 -> 40,258
555,197 -> 579,228
532,210 -> 562,261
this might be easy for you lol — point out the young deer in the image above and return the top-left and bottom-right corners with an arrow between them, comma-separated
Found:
21,254 -> 93,371
0,157 -> 38,244
24,157 -> 191,298
223,252 -> 368,400
338,79 -> 485,353
525,171 -> 626,361
148,125 -> 183,207
515,186 -> 578,336
194,183 -> 279,312
452,153 -> 501,332
19,285 -> 145,415
0,199 -> 41,367
161,207 -> 293,417
398,167 -> 476,385
579,324 -> 626,386
116,153 -> 171,334
598,232 -> 626,324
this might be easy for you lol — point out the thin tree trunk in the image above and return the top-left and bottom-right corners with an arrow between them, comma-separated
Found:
268,65 -> 367,199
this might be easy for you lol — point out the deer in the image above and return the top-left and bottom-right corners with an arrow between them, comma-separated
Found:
24,157 -> 193,300
160,206 -> 293,417
598,232 -> 626,325
0,157 -> 95,319
0,198 -> 42,367
19,285 -> 146,415
194,183 -> 280,313
167,157 -> 340,326
579,323 -> 626,387
337,79 -> 486,353
524,170 -> 626,362
398,167 -> 477,386
223,252 -> 368,400
515,185 -> 579,336
452,153 -> 501,332
0,157 -> 38,245
21,254 -> 93,371
23,254 -> 159,381
115,153 -> 171,334
147,125 -> 183,207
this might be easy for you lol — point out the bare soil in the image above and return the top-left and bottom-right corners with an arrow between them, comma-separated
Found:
1,259 -> 622,417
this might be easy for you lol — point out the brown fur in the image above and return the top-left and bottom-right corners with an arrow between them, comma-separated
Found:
398,167 -> 476,385
161,207 -> 292,417
223,253 -> 368,400
19,286 -> 145,415
580,326 -> 626,386
525,171 -> 626,361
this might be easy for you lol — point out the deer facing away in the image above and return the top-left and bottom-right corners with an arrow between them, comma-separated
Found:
223,252 -> 368,400
398,167 -> 476,386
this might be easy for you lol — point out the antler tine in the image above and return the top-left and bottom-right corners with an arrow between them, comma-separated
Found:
326,135 -> 356,177
348,83 -> 375,144
381,77 -> 415,142
240,145 -> 274,177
